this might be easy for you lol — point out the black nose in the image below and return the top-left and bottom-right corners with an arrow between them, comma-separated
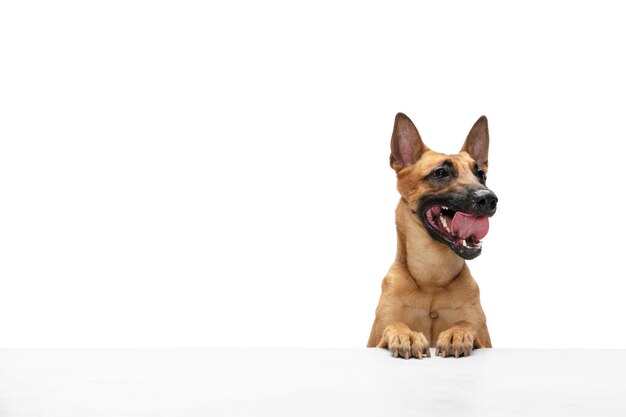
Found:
472,189 -> 498,215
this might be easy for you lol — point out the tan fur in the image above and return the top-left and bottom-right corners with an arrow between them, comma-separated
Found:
367,115 -> 492,359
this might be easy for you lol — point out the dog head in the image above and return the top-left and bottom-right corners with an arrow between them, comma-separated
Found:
390,113 -> 498,260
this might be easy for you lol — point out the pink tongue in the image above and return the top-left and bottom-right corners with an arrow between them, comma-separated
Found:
450,212 -> 489,240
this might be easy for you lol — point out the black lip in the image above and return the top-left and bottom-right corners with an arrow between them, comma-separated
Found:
416,192 -> 493,260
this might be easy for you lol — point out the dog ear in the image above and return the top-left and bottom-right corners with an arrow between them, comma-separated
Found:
390,113 -> 428,171
461,115 -> 489,171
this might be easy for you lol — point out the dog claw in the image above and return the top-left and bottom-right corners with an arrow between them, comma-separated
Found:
380,326 -> 431,359
454,349 -> 460,358
426,349 -> 431,358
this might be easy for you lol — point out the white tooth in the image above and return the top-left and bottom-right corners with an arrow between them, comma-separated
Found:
462,239 -> 468,247
440,215 -> 451,233
442,206 -> 448,210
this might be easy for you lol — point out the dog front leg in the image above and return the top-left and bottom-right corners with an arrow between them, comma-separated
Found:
435,320 -> 484,358
376,322 -> 431,359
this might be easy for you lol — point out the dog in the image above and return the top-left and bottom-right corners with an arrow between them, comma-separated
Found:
367,113 -> 497,359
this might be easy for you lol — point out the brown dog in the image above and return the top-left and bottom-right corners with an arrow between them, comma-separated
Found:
367,113 -> 497,359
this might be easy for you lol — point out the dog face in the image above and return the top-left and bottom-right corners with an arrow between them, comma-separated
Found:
390,113 -> 498,260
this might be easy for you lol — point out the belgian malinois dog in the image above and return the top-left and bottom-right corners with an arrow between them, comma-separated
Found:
367,113 -> 497,359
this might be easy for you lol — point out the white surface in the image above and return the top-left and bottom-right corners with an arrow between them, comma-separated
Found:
0,348 -> 624,417
2,2 -> 626,349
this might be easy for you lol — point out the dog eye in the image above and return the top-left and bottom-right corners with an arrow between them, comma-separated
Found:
434,168 -> 449,179
476,170 -> 486,183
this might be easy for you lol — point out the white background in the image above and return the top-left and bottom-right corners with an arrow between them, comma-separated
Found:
1,1 -> 624,348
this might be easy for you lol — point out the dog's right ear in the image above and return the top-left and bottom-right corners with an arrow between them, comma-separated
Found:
390,113 -> 428,171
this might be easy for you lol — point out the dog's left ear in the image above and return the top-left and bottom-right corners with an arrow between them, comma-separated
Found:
461,115 -> 490,171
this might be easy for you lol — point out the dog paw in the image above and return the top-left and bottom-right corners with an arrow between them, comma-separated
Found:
377,323 -> 431,359
435,326 -> 476,358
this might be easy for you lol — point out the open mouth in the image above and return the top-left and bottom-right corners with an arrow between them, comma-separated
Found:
423,205 -> 490,259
